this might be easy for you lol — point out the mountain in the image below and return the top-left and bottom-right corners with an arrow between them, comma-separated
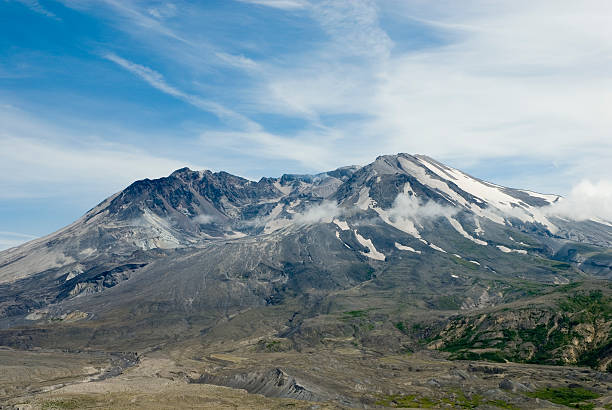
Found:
2,153 -> 612,408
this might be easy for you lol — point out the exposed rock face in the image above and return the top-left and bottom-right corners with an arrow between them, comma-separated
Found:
194,368 -> 332,402
0,152 -> 604,286
499,378 -> 533,393
434,288 -> 612,370
0,153 -> 611,373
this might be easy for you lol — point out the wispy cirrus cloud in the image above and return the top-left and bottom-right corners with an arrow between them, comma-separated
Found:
59,0 -> 189,44
0,105 -> 202,199
0,231 -> 38,251
103,53 -> 260,131
0,231 -> 37,239
13,0 -> 59,19
214,52 -> 259,71
199,128 -> 338,170
4,0 -> 612,198
241,0 -> 612,192
236,0 -> 309,10
147,2 -> 177,19
0,235 -> 36,251
311,0 -> 392,58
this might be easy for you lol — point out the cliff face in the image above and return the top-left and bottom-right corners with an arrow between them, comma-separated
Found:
433,285 -> 612,370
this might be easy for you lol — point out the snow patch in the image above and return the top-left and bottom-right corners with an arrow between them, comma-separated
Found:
474,218 -> 484,236
374,206 -> 421,239
354,230 -> 385,261
592,217 -> 612,227
78,248 -> 96,257
224,231 -> 247,239
496,245 -> 527,255
335,231 -> 351,249
356,187 -> 375,210
428,243 -> 447,253
333,219 -> 350,231
65,270 -> 81,281
520,189 -> 558,203
509,236 -> 529,246
414,156 -> 558,231
394,242 -> 421,254
447,217 -> 487,246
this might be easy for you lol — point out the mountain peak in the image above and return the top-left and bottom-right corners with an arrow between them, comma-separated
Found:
0,153 -> 608,289
170,166 -> 194,176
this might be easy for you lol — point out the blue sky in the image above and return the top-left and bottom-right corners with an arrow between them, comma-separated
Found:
1,0 -> 611,249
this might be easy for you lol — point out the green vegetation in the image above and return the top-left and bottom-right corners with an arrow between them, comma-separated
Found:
552,262 -> 572,270
578,340 -> 612,370
559,290 -> 612,320
442,316 -> 583,365
451,350 -> 508,363
262,340 -> 281,351
255,338 -> 290,352
504,280 -> 549,299
42,397 -> 98,409
431,295 -> 463,310
557,281 -> 582,293
437,288 -> 612,369
394,321 -> 407,334
376,394 -> 436,408
450,256 -> 479,270
488,399 -> 519,409
375,391 -> 518,409
343,310 -> 369,318
526,387 -> 600,409
536,257 -> 576,274
394,321 -> 441,344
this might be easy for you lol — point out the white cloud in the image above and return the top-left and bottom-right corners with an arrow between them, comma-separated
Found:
199,129 -> 338,170
236,0 -> 309,10
0,238 -> 29,251
194,214 -> 214,224
104,53 -> 259,131
389,193 -> 457,222
543,180 -> 612,222
0,135 -> 195,199
214,52 -> 259,71
10,0 -> 612,196
292,201 -> 341,224
0,231 -> 37,251
0,106 -> 200,199
246,1 -> 612,187
59,0 -> 188,43
311,0 -> 392,58
147,2 -> 177,19
14,0 -> 58,19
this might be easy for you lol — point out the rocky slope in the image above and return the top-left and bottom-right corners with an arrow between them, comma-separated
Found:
431,282 -> 612,370
1,153 -> 612,407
